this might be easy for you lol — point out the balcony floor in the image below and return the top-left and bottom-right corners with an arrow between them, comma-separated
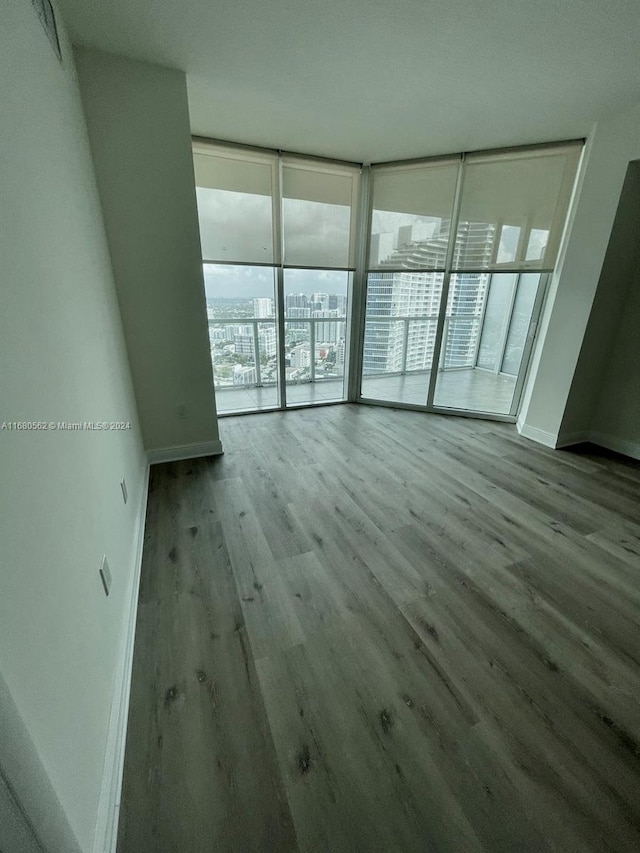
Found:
213,368 -> 516,415
362,368 -> 517,414
214,378 -> 346,414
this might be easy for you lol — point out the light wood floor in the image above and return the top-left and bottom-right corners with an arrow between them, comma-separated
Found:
118,405 -> 640,853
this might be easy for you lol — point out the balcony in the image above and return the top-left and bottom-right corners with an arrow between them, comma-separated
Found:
361,367 -> 516,413
210,271 -> 535,417
210,317 -> 346,414
214,369 -> 516,415
361,313 -> 521,414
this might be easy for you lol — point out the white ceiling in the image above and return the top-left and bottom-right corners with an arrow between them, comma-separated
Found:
58,0 -> 640,163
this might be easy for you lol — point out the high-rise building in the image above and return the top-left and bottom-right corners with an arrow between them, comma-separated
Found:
285,293 -> 308,311
232,364 -> 257,385
311,292 -> 329,311
289,343 -> 310,369
363,221 -> 492,374
230,324 -> 253,337
258,325 -> 277,358
328,294 -> 347,313
208,326 -> 227,343
363,268 -> 442,374
253,297 -> 274,318
287,306 -> 311,319
441,272 -> 488,368
233,333 -> 254,356
312,309 -> 344,344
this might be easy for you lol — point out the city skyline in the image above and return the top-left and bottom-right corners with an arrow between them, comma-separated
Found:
203,219 -> 540,410
203,264 -> 350,301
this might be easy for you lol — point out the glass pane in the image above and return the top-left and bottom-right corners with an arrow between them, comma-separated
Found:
282,162 -> 358,268
453,144 -> 582,271
204,264 -> 279,413
441,272 -> 486,369
441,317 -> 483,368
434,272 -> 511,412
360,272 -> 443,405
525,229 -> 549,262
193,147 -> 275,264
433,272 -> 535,414
284,269 -> 349,406
496,225 -> 521,264
370,161 -> 459,269
476,274 -> 517,370
502,273 -> 540,375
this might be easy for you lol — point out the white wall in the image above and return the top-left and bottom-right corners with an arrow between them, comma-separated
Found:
74,47 -> 221,458
0,671 -> 81,852
0,771 -> 42,853
590,257 -> 640,458
518,101 -> 640,447
0,2 -> 147,851
558,160 -> 640,455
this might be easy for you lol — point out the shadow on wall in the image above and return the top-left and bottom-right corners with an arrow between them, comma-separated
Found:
560,158 -> 640,458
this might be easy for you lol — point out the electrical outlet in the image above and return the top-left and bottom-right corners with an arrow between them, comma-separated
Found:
120,477 -> 128,505
99,555 -> 112,597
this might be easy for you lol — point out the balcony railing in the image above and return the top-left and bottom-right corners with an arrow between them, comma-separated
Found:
363,314 -> 483,377
208,316 -> 346,389
208,318 -> 276,388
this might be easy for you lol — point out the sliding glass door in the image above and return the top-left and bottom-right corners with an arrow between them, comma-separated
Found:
361,271 -> 444,405
360,143 -> 581,418
281,158 -> 357,407
432,272 -> 545,414
283,269 -> 351,406
360,158 -> 457,406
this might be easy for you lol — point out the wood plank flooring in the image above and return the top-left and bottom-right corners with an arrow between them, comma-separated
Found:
117,405 -> 640,853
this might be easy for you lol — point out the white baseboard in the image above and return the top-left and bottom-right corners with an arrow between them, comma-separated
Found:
589,430 -> 640,461
93,462 -> 150,853
517,420 -> 640,461
555,430 -> 591,448
147,439 -> 223,465
516,419 -> 558,448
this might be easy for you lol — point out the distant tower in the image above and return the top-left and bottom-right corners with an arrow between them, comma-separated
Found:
253,297 -> 274,318
363,219 -> 494,375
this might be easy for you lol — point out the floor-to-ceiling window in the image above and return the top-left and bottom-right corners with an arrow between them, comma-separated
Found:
361,157 -> 457,407
280,157 -> 358,407
193,139 -> 582,420
360,143 -> 582,417
193,142 -> 360,414
194,143 -> 279,413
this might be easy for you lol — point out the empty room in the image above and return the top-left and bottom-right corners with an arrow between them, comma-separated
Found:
2,0 -> 640,851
